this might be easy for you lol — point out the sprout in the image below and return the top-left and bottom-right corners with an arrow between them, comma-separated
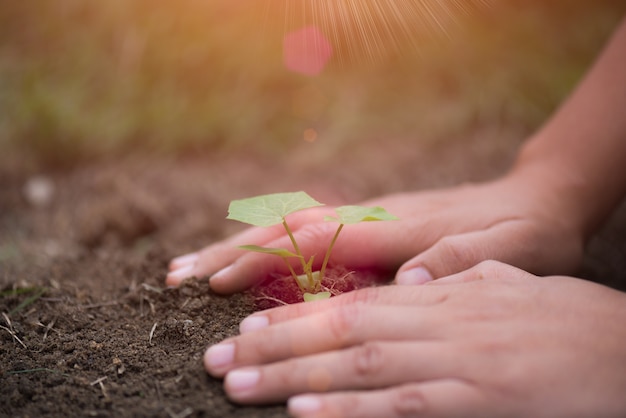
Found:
227,191 -> 397,301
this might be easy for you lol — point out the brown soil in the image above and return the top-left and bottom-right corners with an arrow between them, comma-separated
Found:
2,131 -> 625,417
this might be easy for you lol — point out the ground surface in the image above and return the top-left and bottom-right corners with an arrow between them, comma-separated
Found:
1,131 -> 626,418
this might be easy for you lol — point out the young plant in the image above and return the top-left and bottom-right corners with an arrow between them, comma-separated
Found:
227,191 -> 397,302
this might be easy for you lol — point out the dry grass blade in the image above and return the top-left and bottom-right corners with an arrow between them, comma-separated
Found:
90,376 -> 108,386
1,312 -> 27,349
149,322 -> 158,345
167,407 -> 193,418
43,317 -> 57,341
141,283 -> 163,294
90,376 -> 109,398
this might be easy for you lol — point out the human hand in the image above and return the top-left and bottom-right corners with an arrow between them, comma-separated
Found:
166,168 -> 585,293
204,261 -> 626,418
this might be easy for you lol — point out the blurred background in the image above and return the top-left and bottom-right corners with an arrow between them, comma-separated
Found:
1,0 -> 624,167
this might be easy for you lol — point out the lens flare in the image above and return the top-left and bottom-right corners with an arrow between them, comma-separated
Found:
284,26 -> 333,75
264,0 -> 493,66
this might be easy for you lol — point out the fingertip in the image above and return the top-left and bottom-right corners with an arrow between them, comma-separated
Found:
396,266 -> 434,285
165,264 -> 195,287
204,342 -> 235,377
169,252 -> 199,271
288,395 -> 323,417
208,264 -> 234,293
240,315 -> 269,334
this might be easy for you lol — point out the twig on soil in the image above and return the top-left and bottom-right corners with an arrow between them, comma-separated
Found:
43,317 -> 57,340
2,311 -> 12,327
90,376 -> 109,398
32,317 -> 58,340
166,407 -> 193,418
149,322 -> 157,345
90,376 -> 108,386
81,301 -> 120,309
141,283 -> 163,294
1,312 -> 27,349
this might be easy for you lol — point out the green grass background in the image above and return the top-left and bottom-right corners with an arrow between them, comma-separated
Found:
1,1 -> 624,165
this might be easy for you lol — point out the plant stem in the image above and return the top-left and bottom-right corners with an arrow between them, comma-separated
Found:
281,257 -> 303,291
319,223 -> 344,283
282,219 -> 312,283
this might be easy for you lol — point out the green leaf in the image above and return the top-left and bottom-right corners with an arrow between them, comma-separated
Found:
238,245 -> 301,259
227,191 -> 324,227
303,291 -> 332,302
324,205 -> 398,224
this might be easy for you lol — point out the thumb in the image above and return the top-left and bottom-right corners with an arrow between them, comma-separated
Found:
395,220 -> 539,285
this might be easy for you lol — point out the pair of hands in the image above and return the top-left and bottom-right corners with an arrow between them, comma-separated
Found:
164,18 -> 626,414
166,171 -> 626,417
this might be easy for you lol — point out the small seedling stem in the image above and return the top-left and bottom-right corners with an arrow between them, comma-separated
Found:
282,218 -> 314,287
281,257 -> 304,291
319,223 -> 344,284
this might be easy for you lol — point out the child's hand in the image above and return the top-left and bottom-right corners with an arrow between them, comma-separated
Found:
166,168 -> 585,294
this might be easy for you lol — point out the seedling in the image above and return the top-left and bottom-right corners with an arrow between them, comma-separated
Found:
227,191 -> 397,302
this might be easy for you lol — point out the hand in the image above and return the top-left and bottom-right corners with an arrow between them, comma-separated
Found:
166,168 -> 585,293
204,261 -> 626,418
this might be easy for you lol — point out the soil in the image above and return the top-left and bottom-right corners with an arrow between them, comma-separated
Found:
2,131 -> 626,418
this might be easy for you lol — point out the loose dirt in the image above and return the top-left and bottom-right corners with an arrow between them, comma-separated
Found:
2,131 -> 625,417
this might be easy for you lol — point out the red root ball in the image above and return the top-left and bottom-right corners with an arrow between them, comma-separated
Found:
249,266 -> 388,310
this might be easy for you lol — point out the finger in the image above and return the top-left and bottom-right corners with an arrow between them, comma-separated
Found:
168,252 -> 199,272
288,380 -> 483,418
431,260 -> 536,285
165,224 -> 286,286
238,285 -> 452,334
395,219 -> 540,284
205,303 -> 448,377
222,341 -> 464,404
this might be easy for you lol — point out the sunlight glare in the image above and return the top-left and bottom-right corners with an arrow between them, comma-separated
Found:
268,0 -> 493,65
283,25 -> 333,75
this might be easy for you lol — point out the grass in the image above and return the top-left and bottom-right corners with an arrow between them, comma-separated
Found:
7,288 -> 47,316
6,368 -> 69,377
0,287 -> 47,317
1,1 -> 624,165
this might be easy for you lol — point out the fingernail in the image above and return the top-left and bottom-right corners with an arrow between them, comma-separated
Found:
167,264 -> 195,282
240,316 -> 269,334
289,395 -> 322,415
205,343 -> 235,372
210,264 -> 233,282
225,368 -> 260,394
170,253 -> 199,269
397,266 -> 434,285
